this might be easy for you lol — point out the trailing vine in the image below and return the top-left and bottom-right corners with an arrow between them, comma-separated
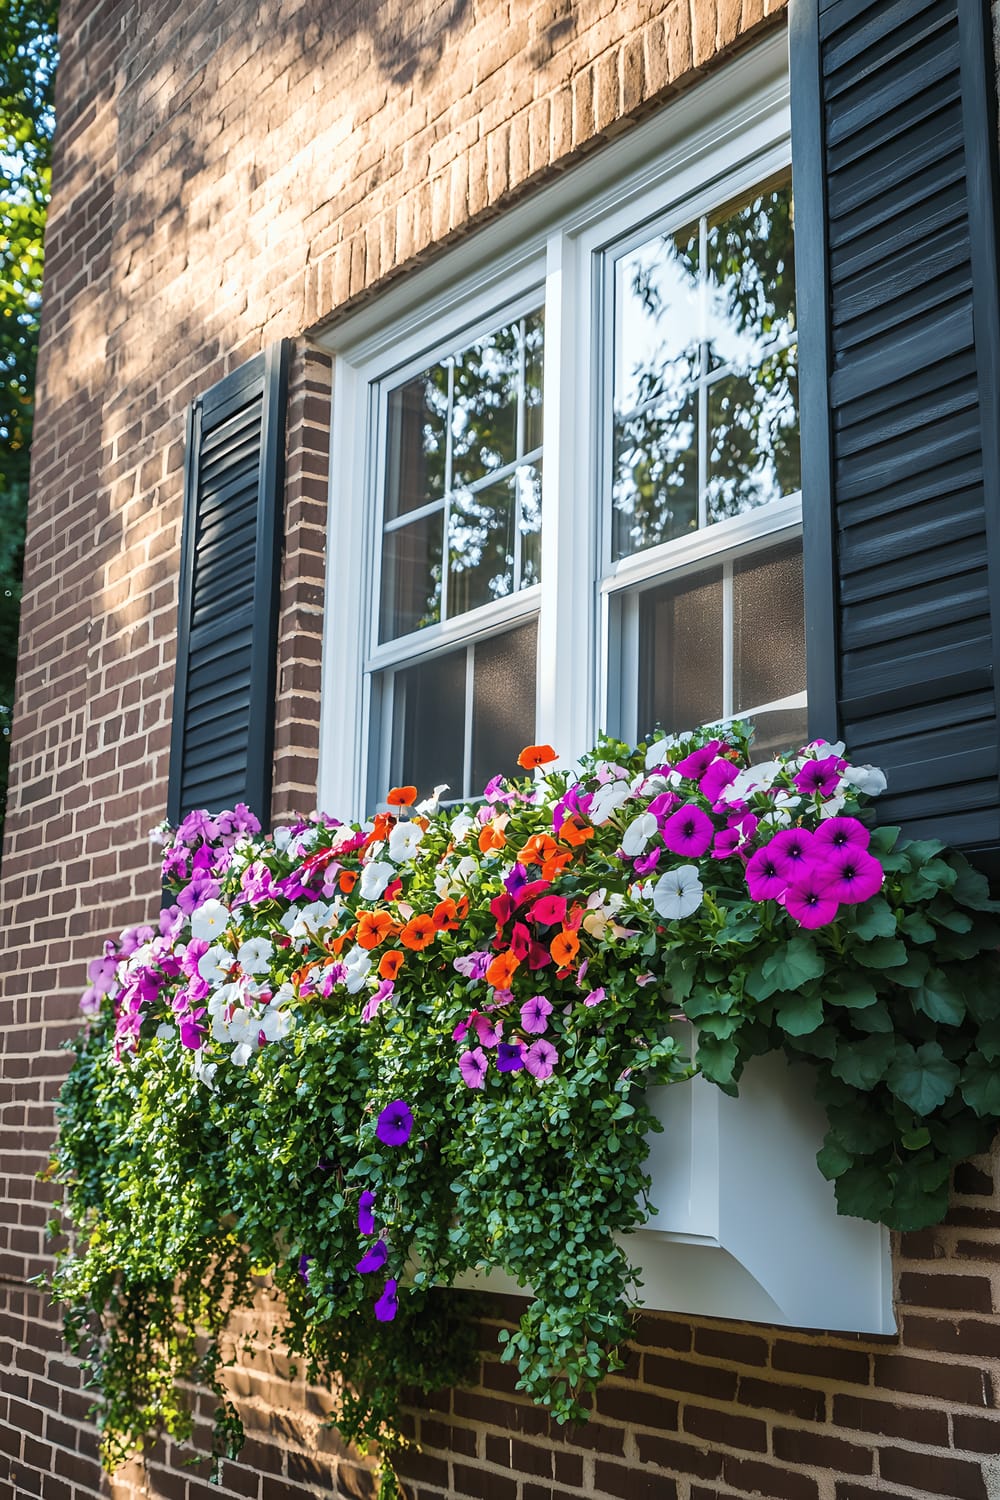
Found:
49,726 -> 1000,1494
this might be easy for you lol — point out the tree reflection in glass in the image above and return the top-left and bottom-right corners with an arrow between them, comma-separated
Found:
612,174 -> 798,559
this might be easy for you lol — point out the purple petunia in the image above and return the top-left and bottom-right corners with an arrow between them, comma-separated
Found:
793,755 -> 845,798
374,1277 -> 398,1322
358,1190 -> 376,1236
523,1038 -> 558,1081
355,1239 -> 389,1274
496,1041 -> 525,1073
745,843 -> 788,901
459,1047 -> 489,1089
674,740 -> 724,780
814,816 -> 870,853
660,804 -> 714,858
454,950 -> 490,981
699,758 -> 740,803
297,1253 -> 312,1285
816,844 -> 884,905
375,1100 -> 413,1147
764,827 -> 817,881
520,995 -> 553,1034
782,870 -> 840,929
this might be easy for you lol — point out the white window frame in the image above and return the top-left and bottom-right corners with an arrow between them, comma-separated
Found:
318,30 -> 796,820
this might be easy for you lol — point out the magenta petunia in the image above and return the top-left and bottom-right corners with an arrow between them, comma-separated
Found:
583,987 -> 606,1008
646,790 -> 679,821
660,803 -> 714,858
374,1099 -> 413,1146
814,816 -> 870,853
699,758 -> 740,803
358,1191 -> 376,1236
633,847 -> 662,876
473,1013 -> 503,1048
523,1038 -> 558,1081
764,827 -> 817,880
782,870 -> 840,928
355,1238 -> 388,1274
793,755 -> 845,798
179,1010 -> 207,1050
374,1277 -> 398,1322
816,844 -> 884,905
520,994 -> 553,1034
674,740 -> 724,780
361,979 -> 394,1023
526,894 -> 567,927
745,844 -> 787,901
459,1047 -> 488,1089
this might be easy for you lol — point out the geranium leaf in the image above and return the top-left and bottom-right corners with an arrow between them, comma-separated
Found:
886,1157 -> 952,1231
912,970 -> 965,1027
828,980 -> 878,1010
831,1034 -> 895,1091
834,1163 -> 893,1223
849,899 -> 897,940
899,912 -> 935,943
774,989 -> 824,1037
854,937 -> 908,970
816,1138 -> 852,1179
762,936 -> 824,991
887,1041 -> 960,1116
961,1053 -> 1000,1118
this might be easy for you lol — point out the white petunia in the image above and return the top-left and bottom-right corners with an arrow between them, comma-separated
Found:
721,760 -> 783,803
449,811 -> 476,843
644,733 -> 682,769
651,864 -> 704,920
342,945 -> 373,994
758,808 -> 793,830
818,794 -> 847,820
621,811 -> 658,857
261,1006 -> 294,1042
417,783 -> 450,815
237,936 -> 274,975
155,1022 -> 173,1041
208,981 -> 241,1017
359,860 -> 395,901
283,899 -> 337,940
588,779 -> 633,825
231,1042 -> 254,1067
389,820 -> 425,863
193,1054 -> 218,1089
273,826 -> 292,851
842,764 -> 887,797
198,944 -> 233,983
190,899 -> 229,943
272,981 -> 295,1007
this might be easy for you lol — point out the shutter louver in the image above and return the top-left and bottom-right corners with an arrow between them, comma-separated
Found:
167,343 -> 289,828
792,0 -> 1000,863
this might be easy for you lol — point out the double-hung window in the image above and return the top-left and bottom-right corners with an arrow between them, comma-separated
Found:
320,35 -> 803,819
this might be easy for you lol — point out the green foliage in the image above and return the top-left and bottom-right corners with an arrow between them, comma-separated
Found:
0,0 -> 57,840
47,728 -> 1000,1492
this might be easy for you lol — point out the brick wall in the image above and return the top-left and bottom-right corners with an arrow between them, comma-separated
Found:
4,0 -> 1000,1497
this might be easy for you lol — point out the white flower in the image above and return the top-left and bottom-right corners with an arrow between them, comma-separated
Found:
359,860 -> 395,901
843,764 -> 887,797
261,1006 -> 294,1042
450,811 -> 476,843
155,1022 -> 173,1041
231,1042 -> 254,1067
818,794 -> 847,820
193,1054 -> 217,1089
190,899 -> 229,942
272,981 -> 295,1007
454,855 -> 478,884
721,760 -> 783,803
644,734 -> 682,769
589,779 -> 633,825
198,944 -> 232,983
283,899 -> 337,940
651,864 -> 704,920
621,812 -> 658,857
772,790 -> 801,811
389,821 -> 425,863
416,783 -> 450,815
758,808 -> 793,830
287,829 -> 318,859
342,945 -> 373,994
208,981 -> 241,1017
273,826 -> 292,850
237,936 -> 274,975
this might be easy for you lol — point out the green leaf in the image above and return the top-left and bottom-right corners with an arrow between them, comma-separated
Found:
900,1126 -> 931,1151
762,936 -> 825,991
664,956 -> 696,1002
682,985 -> 733,1022
834,1164 -> 893,1223
912,969 -> 965,1027
975,1020 -> 1000,1063
850,899 -> 897,940
854,937 -> 908,970
887,1156 -> 953,1231
851,1000 -> 893,1034
900,912 -> 935,943
888,951 -> 931,988
695,1035 -> 739,1089
773,989 -> 824,1037
887,1042 -> 960,1116
950,859 -> 1000,912
816,1139 -> 853,1179
827,980 -> 878,1010
960,1053 -> 1000,1119
831,1034 -> 896,1091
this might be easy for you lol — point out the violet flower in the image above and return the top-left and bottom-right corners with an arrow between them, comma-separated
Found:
520,995 -> 552,1034
660,804 -> 714,858
358,1191 -> 376,1236
355,1239 -> 389,1274
374,1100 -> 413,1147
459,1047 -> 488,1089
374,1278 -> 398,1322
523,1039 -> 557,1081
496,1041 -> 525,1073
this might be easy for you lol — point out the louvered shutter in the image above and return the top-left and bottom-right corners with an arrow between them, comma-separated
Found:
167,343 -> 289,827
791,0 -> 1000,863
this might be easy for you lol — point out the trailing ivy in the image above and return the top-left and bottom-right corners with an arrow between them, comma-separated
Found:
48,727 -> 1000,1494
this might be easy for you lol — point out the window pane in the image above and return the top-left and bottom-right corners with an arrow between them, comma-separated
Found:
380,511 -> 444,640
705,176 -> 795,374
472,621 -> 537,793
614,221 -> 700,418
448,478 -> 515,615
451,323 -> 520,491
519,462 -> 542,587
390,648 -> 467,803
524,310 -> 545,453
734,542 -> 806,713
385,370 -> 447,520
748,704 -> 809,762
706,348 -> 799,524
637,569 -> 724,738
612,393 -> 698,558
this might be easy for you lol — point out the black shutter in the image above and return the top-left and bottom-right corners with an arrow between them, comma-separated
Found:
791,0 -> 1000,862
167,343 -> 289,828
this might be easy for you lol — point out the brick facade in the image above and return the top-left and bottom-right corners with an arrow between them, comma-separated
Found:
4,1 -> 1000,1497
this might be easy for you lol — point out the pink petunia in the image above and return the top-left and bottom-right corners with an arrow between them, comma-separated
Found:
583,987 -> 606,1008
362,979 -> 394,1023
814,816 -> 870,853
674,741 -> 724,780
699,758 -> 740,803
473,1014 -> 503,1048
782,870 -> 840,929
793,755 -> 845,798
523,1038 -> 558,1080
459,1047 -> 489,1089
745,843 -> 788,901
520,995 -> 553,1034
660,804 -> 714,858
764,827 -> 817,881
816,844 -> 884,905
527,894 -> 567,927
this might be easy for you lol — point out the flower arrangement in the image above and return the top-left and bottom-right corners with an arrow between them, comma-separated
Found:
51,725 -> 1000,1494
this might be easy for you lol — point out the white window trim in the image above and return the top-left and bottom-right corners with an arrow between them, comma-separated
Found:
318,30 -> 793,820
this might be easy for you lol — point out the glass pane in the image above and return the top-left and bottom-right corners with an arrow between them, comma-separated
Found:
472,621 -> 537,794
748,704 -> 809,763
615,220 -> 700,418
379,511 -> 443,641
447,478 -> 515,616
391,648 -> 467,803
734,542 -> 806,714
385,369 -> 448,520
705,175 -> 796,373
523,310 -> 545,453
451,323 -> 520,490
705,347 -> 799,523
637,569 -> 724,738
518,462 -> 542,587
613,393 -> 698,558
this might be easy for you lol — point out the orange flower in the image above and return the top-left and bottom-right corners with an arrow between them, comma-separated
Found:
329,925 -> 357,956
485,950 -> 520,990
455,894 -> 469,918
517,744 -> 558,770
558,817 -> 594,848
357,910 -> 395,949
541,851 -> 573,881
519,832 -> 558,867
400,913 -> 437,951
387,785 -> 418,807
550,929 -> 580,967
379,949 -> 404,980
478,824 -> 507,854
432,899 -> 462,931
339,869 -> 358,894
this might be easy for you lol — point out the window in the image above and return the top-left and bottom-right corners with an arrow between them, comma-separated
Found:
320,33 -> 803,820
